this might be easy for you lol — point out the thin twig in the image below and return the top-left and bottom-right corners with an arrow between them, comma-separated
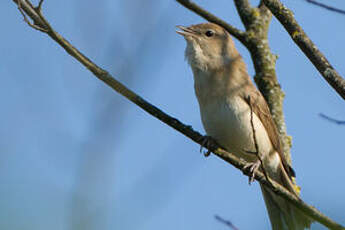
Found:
17,0 -> 47,32
215,215 -> 240,230
319,113 -> 345,125
305,0 -> 345,15
18,7 -> 46,31
37,0 -> 44,11
12,1 -> 345,230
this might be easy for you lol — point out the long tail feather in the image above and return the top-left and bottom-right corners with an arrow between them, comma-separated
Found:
260,163 -> 312,230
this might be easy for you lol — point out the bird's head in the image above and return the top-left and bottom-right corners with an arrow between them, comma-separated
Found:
176,23 -> 237,72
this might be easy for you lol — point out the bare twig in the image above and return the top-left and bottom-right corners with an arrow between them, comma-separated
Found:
305,0 -> 345,15
18,6 -> 46,31
37,0 -> 44,11
319,113 -> 345,125
263,0 -> 345,100
14,0 -> 47,29
13,1 -> 345,230
215,215 -> 240,230
17,0 -> 47,32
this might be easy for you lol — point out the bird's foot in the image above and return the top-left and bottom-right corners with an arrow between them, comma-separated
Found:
243,159 -> 261,185
198,135 -> 217,157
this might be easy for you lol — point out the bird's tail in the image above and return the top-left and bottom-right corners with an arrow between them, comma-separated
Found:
260,163 -> 313,230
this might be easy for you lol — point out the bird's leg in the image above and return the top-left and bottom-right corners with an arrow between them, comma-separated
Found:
243,159 -> 261,184
198,135 -> 217,157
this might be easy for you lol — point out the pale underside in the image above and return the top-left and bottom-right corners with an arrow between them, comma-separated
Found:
199,90 -> 281,177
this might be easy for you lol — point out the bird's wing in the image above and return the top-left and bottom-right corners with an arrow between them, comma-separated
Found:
243,89 -> 295,179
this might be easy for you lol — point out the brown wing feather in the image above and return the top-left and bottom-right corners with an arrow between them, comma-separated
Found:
243,89 -> 295,178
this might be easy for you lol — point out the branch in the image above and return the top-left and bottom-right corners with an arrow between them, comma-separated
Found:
215,215 -> 240,230
262,0 -> 345,100
233,0 -> 253,30
319,113 -> 345,125
305,0 -> 345,15
13,1 -> 344,229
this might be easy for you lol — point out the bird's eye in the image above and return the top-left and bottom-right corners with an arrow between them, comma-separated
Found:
205,30 -> 214,37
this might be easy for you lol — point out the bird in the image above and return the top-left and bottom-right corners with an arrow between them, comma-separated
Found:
176,22 -> 312,230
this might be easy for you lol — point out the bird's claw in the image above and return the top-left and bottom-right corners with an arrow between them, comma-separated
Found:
243,160 -> 261,185
198,135 -> 216,157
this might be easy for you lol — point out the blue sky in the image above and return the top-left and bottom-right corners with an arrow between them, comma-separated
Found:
1,0 -> 345,229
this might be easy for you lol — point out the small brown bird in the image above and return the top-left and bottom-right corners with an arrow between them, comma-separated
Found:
177,23 -> 312,230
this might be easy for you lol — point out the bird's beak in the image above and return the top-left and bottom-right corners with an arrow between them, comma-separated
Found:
176,25 -> 196,37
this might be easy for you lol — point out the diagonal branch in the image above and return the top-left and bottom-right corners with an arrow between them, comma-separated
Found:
319,113 -> 345,125
262,0 -> 345,100
215,215 -> 240,230
12,1 -> 344,229
305,0 -> 345,15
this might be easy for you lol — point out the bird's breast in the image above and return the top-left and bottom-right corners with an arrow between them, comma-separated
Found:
200,96 -> 250,149
198,95 -> 270,162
